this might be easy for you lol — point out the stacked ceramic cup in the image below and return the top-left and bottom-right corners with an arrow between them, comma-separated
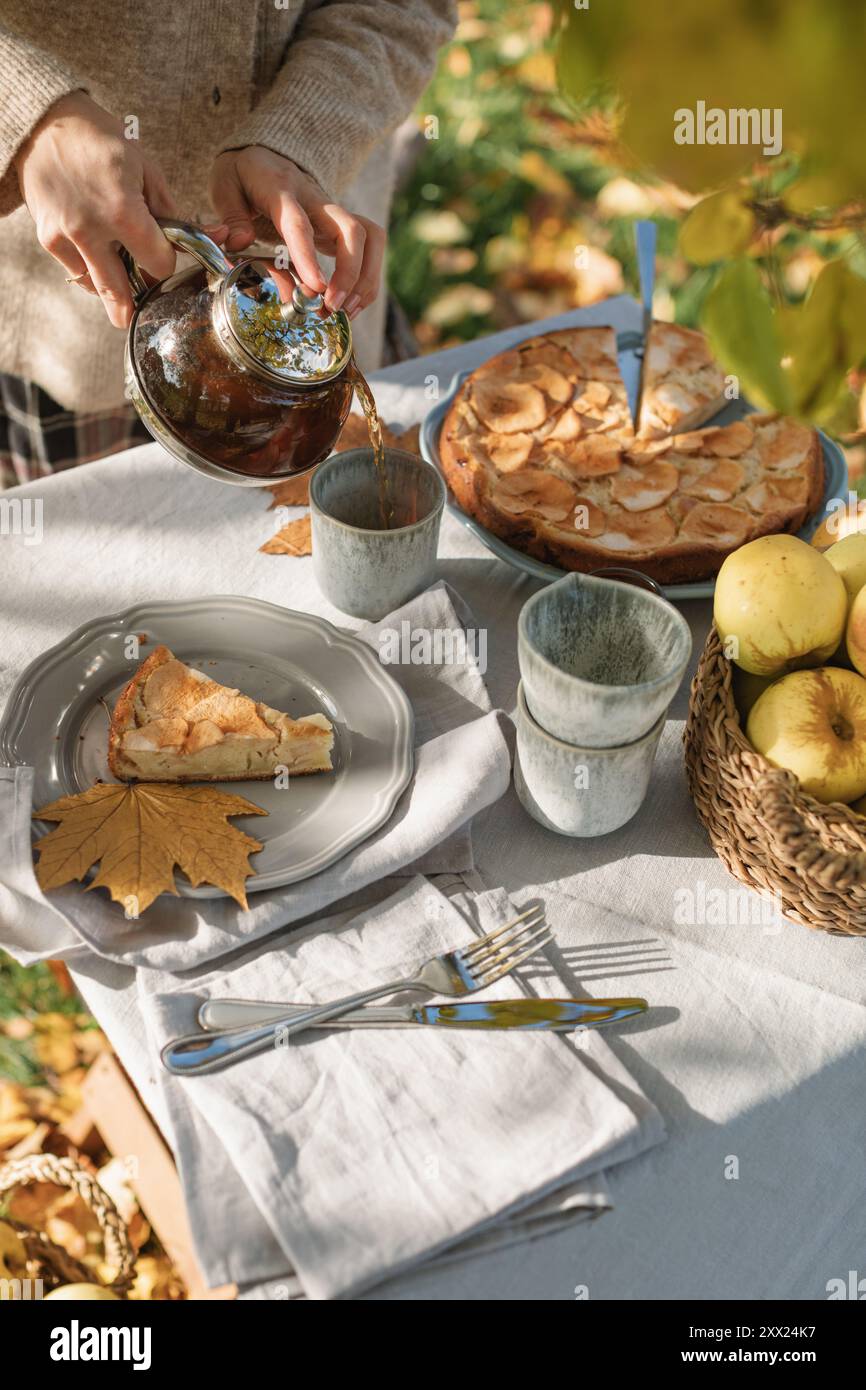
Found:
515,573 -> 692,837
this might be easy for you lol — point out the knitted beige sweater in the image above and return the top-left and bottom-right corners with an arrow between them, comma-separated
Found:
0,0 -> 454,411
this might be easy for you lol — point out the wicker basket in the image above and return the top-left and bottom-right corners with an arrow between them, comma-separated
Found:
0,1153 -> 136,1296
684,626 -> 866,936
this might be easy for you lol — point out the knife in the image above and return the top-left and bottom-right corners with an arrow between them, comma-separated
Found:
197,996 -> 648,1032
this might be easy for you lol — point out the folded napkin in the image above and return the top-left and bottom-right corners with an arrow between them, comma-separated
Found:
139,876 -> 665,1300
0,583 -> 511,972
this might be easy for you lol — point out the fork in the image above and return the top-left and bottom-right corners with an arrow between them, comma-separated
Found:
161,906 -> 550,1076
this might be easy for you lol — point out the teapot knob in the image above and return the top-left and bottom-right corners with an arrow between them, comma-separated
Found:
290,284 -> 324,314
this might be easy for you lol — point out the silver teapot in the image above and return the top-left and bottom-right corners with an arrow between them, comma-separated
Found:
122,220 -> 354,485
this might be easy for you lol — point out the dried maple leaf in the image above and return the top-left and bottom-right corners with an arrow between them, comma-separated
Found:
260,514 -> 312,556
334,412 -> 373,453
267,472 -> 313,508
33,782 -> 267,913
388,422 -> 421,457
264,420 -> 422,512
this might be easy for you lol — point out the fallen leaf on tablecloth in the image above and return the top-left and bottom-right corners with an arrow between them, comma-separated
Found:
331,413 -> 422,456
388,422 -> 421,457
260,514 -> 312,556
267,472 -> 314,508
33,782 -> 267,913
264,421 -> 422,514
333,412 -> 372,453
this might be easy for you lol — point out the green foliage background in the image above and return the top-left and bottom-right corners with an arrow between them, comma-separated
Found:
388,1 -> 866,447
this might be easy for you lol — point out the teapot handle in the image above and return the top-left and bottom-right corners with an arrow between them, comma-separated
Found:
121,218 -> 233,303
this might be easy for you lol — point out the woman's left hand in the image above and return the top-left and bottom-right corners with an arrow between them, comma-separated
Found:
209,146 -> 385,318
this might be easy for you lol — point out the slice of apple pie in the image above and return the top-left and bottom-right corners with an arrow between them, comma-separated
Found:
108,645 -> 334,782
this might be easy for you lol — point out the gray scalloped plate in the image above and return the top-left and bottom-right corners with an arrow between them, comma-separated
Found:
0,596 -> 414,897
421,362 -> 849,603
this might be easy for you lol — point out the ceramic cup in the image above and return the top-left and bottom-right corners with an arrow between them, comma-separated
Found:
518,572 -> 692,747
310,448 -> 446,620
514,681 -> 665,838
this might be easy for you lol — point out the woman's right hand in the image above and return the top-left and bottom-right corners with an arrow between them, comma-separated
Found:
15,90 -> 177,328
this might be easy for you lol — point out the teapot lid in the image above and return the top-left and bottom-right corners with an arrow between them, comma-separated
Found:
214,259 -> 352,386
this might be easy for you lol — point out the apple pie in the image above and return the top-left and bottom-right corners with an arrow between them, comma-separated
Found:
439,325 -> 824,586
108,645 -> 334,782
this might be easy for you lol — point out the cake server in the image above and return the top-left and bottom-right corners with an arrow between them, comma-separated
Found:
631,217 -> 657,423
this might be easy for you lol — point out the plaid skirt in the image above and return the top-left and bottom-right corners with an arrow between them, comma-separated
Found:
0,374 -> 151,489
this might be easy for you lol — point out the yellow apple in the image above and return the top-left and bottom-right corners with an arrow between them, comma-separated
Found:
714,534 -> 847,677
846,584 -> 866,676
732,666 -> 776,720
44,1283 -> 120,1300
746,666 -> 866,803
811,500 -> 866,551
825,533 -> 866,607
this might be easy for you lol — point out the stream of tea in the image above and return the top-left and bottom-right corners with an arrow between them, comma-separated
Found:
350,363 -> 395,529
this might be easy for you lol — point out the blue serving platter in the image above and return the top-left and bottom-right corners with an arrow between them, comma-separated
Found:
420,344 -> 848,603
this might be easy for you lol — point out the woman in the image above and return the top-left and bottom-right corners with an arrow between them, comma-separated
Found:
0,1 -> 455,485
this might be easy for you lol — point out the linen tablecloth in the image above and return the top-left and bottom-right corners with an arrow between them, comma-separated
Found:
2,296 -> 866,1299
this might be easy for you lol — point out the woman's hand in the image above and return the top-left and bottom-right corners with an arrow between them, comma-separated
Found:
15,91 -> 176,328
209,146 -> 385,318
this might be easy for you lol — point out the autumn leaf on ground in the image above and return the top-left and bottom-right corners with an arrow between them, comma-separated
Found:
33,783 -> 267,913
260,514 -> 312,556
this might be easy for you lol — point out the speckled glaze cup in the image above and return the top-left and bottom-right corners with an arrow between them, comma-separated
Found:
310,448 -> 446,620
514,682 -> 665,837
518,572 -> 692,747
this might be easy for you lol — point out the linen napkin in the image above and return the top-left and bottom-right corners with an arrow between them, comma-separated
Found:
135,874 -> 615,1299
139,876 -> 666,1300
0,583 -> 511,972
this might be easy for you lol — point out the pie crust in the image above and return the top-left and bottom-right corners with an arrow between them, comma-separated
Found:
107,645 -> 334,782
439,326 -> 824,585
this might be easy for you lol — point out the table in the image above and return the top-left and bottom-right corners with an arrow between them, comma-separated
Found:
3,296 -> 865,1301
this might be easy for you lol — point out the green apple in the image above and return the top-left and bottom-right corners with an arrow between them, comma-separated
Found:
746,666 -> 866,803
714,534 -> 847,676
